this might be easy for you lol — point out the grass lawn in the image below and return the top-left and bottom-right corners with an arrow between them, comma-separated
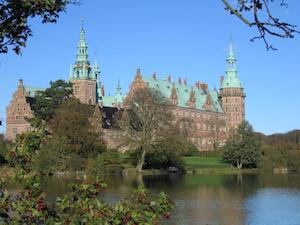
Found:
184,156 -> 230,169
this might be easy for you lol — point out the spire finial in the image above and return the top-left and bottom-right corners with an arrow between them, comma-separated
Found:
116,79 -> 122,94
81,17 -> 84,30
229,34 -> 234,55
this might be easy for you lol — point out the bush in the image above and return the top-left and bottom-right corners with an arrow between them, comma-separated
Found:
86,150 -> 124,175
128,136 -> 187,171
287,150 -> 300,172
257,156 -> 275,171
0,154 -> 7,165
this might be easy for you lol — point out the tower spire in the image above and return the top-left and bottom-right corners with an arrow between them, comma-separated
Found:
116,79 -> 122,95
221,37 -> 242,89
76,18 -> 89,64
227,36 -> 236,69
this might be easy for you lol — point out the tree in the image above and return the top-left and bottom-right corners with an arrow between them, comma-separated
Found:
0,134 -> 9,165
1,129 -> 173,224
221,0 -> 300,50
47,99 -> 106,157
222,121 -> 261,169
0,0 -> 80,55
120,88 -> 174,172
205,113 -> 226,151
31,79 -> 73,123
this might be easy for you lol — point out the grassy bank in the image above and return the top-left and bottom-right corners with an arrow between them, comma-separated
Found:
184,156 -> 258,174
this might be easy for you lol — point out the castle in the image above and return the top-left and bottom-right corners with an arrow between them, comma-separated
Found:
6,25 -> 245,151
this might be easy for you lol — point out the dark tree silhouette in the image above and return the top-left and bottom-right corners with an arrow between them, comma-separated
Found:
221,0 -> 300,50
0,0 -> 80,54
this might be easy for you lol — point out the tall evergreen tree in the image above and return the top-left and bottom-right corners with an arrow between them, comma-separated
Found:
222,121 -> 261,169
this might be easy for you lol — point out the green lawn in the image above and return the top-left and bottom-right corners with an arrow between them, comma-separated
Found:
184,156 -> 230,169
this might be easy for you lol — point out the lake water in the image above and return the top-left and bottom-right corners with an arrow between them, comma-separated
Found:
41,173 -> 300,225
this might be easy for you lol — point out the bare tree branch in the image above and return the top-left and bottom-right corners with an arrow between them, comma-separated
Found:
222,0 -> 300,50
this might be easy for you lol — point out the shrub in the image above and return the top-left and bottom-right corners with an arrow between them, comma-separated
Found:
287,150 -> 300,171
86,150 -> 124,175
128,137 -> 187,171
257,156 -> 275,171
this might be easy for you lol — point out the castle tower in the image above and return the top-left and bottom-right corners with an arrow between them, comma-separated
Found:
220,41 -> 245,129
69,20 -> 99,105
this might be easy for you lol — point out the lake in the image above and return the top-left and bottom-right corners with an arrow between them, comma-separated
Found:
41,173 -> 300,225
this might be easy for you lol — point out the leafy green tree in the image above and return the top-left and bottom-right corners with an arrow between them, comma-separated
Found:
48,98 -> 106,158
129,136 -> 195,171
31,79 -> 73,124
222,121 -> 261,169
120,88 -> 175,172
0,134 -> 10,164
0,0 -> 79,54
33,99 -> 106,173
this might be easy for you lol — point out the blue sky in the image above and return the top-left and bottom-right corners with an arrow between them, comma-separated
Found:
1,0 -> 300,135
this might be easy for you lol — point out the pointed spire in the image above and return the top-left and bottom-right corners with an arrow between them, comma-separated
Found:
116,79 -> 122,95
76,18 -> 89,64
221,37 -> 242,89
227,35 -> 236,66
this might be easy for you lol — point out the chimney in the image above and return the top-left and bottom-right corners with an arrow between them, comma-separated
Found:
101,85 -> 105,96
184,79 -> 187,86
168,75 -> 171,83
220,75 -> 224,87
178,77 -> 182,85
200,83 -> 208,91
152,72 -> 156,81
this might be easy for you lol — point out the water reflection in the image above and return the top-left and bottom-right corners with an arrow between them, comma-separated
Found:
40,173 -> 300,225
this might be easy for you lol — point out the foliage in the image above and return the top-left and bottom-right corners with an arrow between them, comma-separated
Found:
120,88 -> 175,172
145,137 -> 193,170
86,150 -> 124,175
259,129 -> 300,146
32,99 -> 106,173
31,79 -> 73,124
48,98 -> 106,158
205,113 -> 226,151
221,0 -> 300,50
9,131 -> 44,171
222,121 -> 262,169
0,134 -> 10,165
54,180 -> 173,224
0,0 -> 79,54
258,134 -> 300,171
0,129 -> 173,224
128,136 -> 197,171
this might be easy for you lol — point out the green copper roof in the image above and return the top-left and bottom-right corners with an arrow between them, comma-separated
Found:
24,86 -> 44,98
221,41 -> 242,89
141,76 -> 223,113
101,82 -> 124,107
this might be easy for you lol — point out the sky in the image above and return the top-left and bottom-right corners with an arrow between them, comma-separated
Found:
1,0 -> 300,135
